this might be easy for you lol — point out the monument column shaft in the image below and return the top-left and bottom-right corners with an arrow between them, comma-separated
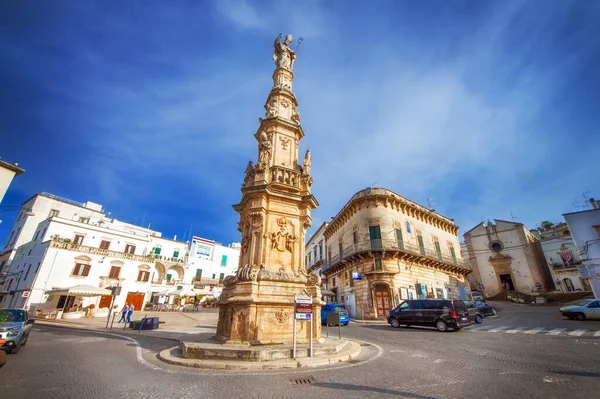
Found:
217,33 -> 320,346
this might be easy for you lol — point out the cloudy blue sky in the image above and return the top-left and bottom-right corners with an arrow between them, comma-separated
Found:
1,0 -> 599,245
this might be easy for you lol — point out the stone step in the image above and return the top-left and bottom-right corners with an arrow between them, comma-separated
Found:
180,339 -> 349,361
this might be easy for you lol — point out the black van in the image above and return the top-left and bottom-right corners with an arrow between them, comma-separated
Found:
386,299 -> 471,332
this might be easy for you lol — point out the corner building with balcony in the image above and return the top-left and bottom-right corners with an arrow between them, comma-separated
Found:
322,188 -> 471,320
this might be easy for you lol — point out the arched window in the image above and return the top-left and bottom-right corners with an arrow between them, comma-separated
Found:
406,221 -> 412,234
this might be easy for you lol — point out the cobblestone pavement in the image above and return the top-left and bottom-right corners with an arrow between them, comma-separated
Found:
1,308 -> 599,399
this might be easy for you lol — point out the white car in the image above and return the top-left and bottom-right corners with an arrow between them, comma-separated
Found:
559,299 -> 600,321
471,291 -> 484,301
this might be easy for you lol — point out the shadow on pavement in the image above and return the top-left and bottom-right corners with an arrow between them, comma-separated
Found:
313,382 -> 437,399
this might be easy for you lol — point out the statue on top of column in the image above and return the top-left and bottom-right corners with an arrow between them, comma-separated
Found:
273,33 -> 296,71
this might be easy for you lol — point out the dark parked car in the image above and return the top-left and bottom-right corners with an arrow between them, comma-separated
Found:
386,299 -> 472,332
463,301 -> 484,324
475,301 -> 497,317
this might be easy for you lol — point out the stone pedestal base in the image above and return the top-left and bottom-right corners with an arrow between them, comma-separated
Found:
215,273 -> 322,345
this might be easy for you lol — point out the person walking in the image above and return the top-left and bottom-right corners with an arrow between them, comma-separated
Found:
126,303 -> 134,323
118,303 -> 128,323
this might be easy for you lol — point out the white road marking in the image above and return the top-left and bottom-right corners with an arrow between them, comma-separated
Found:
487,326 -> 510,333
505,327 -> 527,334
569,329 -> 587,337
524,327 -> 545,335
546,328 -> 567,336
594,331 -> 600,337
39,325 -> 385,376
468,326 -> 493,332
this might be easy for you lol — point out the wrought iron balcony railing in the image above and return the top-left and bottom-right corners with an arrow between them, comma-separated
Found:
323,238 -> 468,274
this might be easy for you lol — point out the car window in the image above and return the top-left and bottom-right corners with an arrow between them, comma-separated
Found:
452,301 -> 468,311
409,301 -> 422,310
588,301 -> 600,308
398,302 -> 409,311
333,305 -> 347,313
475,301 -> 486,308
0,309 -> 26,322
576,300 -> 593,306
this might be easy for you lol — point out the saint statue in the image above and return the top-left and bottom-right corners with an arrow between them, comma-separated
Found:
258,131 -> 272,166
273,33 -> 296,71
302,149 -> 311,175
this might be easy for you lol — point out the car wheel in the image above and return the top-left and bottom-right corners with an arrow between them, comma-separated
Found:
576,313 -> 587,321
9,343 -> 21,354
390,317 -> 400,328
475,314 -> 483,324
435,320 -> 448,332
21,333 -> 30,346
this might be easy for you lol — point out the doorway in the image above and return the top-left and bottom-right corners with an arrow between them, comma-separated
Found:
125,292 -> 145,311
374,284 -> 392,318
99,295 -> 113,309
499,274 -> 515,290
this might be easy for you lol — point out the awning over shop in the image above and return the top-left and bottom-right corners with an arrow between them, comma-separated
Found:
321,290 -> 336,297
46,285 -> 111,297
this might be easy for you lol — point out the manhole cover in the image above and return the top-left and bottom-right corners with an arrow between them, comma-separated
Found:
290,376 -> 316,385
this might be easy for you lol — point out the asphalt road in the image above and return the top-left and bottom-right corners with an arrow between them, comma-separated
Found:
1,302 -> 599,399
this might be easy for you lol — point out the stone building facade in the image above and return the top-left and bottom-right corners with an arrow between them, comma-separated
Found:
322,188 -> 471,320
463,220 -> 553,297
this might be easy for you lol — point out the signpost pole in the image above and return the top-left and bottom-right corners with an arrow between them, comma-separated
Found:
309,314 -> 313,357
293,294 -> 297,359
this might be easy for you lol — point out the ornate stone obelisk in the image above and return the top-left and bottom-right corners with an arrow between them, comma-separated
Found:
216,33 -> 321,345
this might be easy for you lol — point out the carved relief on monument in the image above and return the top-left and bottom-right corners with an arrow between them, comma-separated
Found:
291,107 -> 300,125
243,161 -> 255,187
307,273 -> 321,286
274,309 -> 290,324
279,136 -> 290,150
302,149 -> 311,175
267,217 -> 297,253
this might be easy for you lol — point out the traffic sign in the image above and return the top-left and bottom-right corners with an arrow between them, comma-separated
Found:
22,291 -> 30,298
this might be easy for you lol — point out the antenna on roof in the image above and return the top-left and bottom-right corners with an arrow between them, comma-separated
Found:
427,198 -> 437,210
582,191 -> 592,209
510,212 -> 518,222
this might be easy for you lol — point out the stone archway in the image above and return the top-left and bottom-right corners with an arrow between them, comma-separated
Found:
489,253 -> 516,293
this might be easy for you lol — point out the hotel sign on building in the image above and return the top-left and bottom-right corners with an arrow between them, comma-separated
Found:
192,236 -> 215,260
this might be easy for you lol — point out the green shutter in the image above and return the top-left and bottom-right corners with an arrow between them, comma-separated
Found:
375,259 -> 383,270
395,228 -> 404,250
435,242 -> 442,260
221,255 -> 227,266
196,269 -> 202,277
369,225 -> 381,239
166,274 -> 172,282
417,235 -> 425,255
450,247 -> 457,264
155,247 -> 161,255
173,250 -> 179,258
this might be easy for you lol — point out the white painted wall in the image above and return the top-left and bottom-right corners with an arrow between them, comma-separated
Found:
563,209 -> 600,299
0,167 -> 18,204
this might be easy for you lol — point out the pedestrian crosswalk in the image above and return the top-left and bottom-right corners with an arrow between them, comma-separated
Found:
467,325 -> 599,337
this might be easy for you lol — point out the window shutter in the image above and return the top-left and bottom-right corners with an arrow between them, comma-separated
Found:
83,264 -> 91,276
